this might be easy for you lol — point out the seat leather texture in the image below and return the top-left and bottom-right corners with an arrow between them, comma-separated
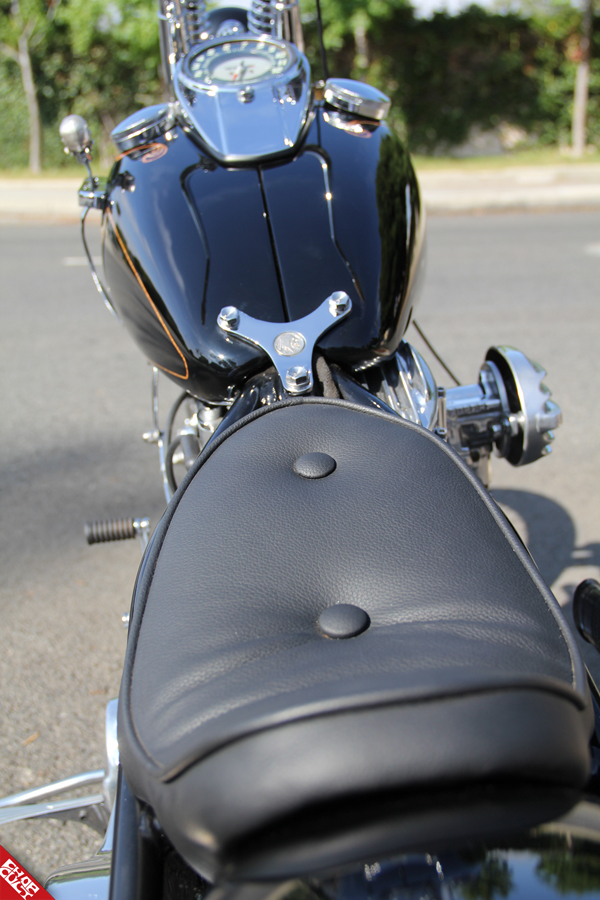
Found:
118,399 -> 592,878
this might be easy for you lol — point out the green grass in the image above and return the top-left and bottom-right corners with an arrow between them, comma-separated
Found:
0,167 -> 83,177
0,165 -> 111,178
2,145 -> 600,178
411,146 -> 600,170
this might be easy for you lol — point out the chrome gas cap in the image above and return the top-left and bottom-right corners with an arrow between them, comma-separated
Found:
323,78 -> 391,121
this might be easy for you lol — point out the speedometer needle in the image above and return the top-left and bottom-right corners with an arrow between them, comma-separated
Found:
231,61 -> 252,82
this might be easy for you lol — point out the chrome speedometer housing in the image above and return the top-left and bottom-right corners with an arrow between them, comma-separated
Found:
175,35 -> 310,163
185,39 -> 293,85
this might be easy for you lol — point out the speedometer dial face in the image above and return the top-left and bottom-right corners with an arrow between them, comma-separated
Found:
187,40 -> 292,86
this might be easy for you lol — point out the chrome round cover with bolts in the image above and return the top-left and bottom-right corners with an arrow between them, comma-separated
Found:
484,345 -> 562,466
323,78 -> 391,121
110,103 -> 177,152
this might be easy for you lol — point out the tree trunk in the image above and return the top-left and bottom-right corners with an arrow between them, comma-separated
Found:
572,0 -> 593,158
353,17 -> 369,71
18,30 -> 41,173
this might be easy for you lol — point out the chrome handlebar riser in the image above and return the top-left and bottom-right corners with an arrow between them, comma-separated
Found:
158,0 -> 209,91
158,0 -> 304,95
179,0 -> 210,49
248,0 -> 304,49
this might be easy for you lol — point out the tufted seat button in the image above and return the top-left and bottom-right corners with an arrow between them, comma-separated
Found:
294,452 -> 337,479
318,604 -> 370,639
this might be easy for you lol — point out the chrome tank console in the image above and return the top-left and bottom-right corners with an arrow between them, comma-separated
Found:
156,0 -> 313,163
155,0 -> 397,163
175,34 -> 311,163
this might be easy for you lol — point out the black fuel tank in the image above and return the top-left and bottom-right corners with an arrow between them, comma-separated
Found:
102,104 -> 423,402
261,109 -> 424,369
103,127 -> 281,402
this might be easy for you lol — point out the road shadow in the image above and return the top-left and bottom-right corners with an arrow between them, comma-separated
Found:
492,488 -> 600,619
492,488 -> 600,584
0,435 -> 166,575
491,488 -> 600,686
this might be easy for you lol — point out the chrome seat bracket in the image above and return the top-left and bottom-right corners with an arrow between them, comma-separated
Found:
217,291 -> 352,394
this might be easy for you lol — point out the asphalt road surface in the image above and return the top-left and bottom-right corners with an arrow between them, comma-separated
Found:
1,209 -> 599,881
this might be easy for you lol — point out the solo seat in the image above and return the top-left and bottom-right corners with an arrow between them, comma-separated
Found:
118,399 -> 592,879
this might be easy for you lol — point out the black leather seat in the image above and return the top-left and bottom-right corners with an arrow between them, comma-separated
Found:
118,399 -> 592,879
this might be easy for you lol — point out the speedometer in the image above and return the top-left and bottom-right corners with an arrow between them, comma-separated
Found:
186,40 -> 293,86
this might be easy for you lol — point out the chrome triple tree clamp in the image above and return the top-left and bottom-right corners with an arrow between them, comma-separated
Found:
217,291 -> 352,395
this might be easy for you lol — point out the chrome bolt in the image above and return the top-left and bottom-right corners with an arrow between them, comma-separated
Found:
507,413 -> 522,437
437,385 -> 447,432
328,291 -> 351,317
218,306 -> 240,331
536,399 -> 562,432
285,365 -> 311,393
434,427 -> 448,441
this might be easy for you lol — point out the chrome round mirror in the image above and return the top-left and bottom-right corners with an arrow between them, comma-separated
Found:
59,114 -> 93,155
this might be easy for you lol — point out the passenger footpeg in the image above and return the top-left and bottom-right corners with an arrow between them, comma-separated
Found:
84,517 -> 150,549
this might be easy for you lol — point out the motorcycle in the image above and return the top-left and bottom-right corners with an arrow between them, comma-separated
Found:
3,0 -> 600,897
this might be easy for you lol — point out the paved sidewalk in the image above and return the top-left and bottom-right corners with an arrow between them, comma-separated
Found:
0,178 -> 82,221
418,163 -> 600,213
2,163 -> 600,219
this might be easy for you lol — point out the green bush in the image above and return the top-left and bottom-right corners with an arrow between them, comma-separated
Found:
1,0 -> 162,169
2,0 -> 600,167
303,2 -> 600,153
0,62 -> 29,167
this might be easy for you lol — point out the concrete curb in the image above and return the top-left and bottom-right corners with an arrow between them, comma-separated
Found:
2,164 -> 600,220
0,178 -> 82,222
